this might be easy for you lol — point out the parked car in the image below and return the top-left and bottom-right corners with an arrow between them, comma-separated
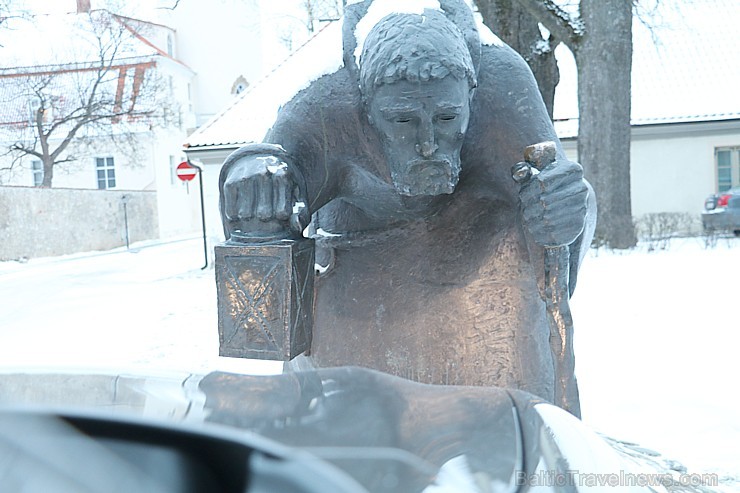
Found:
701,187 -> 740,236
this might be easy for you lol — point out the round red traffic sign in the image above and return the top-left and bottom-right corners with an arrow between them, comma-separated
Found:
176,161 -> 197,182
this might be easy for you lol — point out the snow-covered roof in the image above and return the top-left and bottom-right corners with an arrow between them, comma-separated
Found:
0,10 -> 180,72
184,0 -> 740,150
184,20 -> 344,150
633,0 -> 740,125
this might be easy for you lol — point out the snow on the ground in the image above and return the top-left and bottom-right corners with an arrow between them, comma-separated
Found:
0,235 -> 738,485
571,236 -> 740,484
0,237 -> 283,377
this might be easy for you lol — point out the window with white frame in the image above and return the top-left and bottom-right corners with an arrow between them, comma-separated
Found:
31,159 -> 43,187
96,157 -> 116,190
715,147 -> 740,192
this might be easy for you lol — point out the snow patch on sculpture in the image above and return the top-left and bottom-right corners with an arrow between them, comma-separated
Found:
475,18 -> 504,47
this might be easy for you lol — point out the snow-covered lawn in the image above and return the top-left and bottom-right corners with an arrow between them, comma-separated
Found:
1,235 -> 738,484
571,236 -> 740,483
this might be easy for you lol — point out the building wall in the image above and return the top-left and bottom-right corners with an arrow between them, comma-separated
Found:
0,186 -> 158,260
140,131 -> 203,239
0,138 -> 157,190
630,123 -> 740,217
0,130 -> 201,239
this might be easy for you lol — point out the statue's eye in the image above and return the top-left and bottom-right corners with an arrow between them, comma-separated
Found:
395,117 -> 412,124
438,114 -> 457,122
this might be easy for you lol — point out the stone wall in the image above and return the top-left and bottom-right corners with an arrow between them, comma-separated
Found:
0,186 -> 159,260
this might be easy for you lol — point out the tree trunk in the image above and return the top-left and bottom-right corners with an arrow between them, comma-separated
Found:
575,0 -> 636,248
41,155 -> 54,187
476,0 -> 560,118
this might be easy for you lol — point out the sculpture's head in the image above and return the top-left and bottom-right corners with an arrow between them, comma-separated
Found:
360,9 -> 477,197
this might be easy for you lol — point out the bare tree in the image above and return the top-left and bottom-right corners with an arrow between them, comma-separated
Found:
477,0 -> 637,249
303,0 -> 344,32
265,0 -> 344,54
0,11 -> 176,187
0,0 -> 28,36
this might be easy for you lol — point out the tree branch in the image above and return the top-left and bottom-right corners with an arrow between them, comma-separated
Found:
50,156 -> 75,165
10,143 -> 42,159
157,0 -> 181,10
514,0 -> 583,48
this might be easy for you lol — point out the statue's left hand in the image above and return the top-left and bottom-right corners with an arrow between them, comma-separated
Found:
518,159 -> 589,248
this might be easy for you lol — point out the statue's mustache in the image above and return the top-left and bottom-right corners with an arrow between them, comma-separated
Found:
391,158 -> 460,196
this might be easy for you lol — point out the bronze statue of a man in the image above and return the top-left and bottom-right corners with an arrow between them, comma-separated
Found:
218,1 -> 596,416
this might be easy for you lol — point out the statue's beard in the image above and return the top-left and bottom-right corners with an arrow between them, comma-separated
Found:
390,157 -> 461,196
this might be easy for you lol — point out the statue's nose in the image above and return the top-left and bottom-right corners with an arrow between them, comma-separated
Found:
415,118 -> 438,158
415,141 -> 438,158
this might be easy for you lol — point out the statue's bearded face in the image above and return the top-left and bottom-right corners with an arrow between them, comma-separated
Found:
367,77 -> 471,197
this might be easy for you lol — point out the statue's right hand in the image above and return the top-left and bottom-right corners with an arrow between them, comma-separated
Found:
222,154 -> 308,237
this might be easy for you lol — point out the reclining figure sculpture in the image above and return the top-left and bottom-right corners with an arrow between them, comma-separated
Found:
216,0 -> 596,416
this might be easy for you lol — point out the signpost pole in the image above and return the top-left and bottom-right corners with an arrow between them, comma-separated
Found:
178,161 -> 208,269
121,194 -> 130,250
191,161 -> 208,270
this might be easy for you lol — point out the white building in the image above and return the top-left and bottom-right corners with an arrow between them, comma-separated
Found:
0,4 -> 204,240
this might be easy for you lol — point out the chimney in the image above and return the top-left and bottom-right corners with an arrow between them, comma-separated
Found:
76,0 -> 91,13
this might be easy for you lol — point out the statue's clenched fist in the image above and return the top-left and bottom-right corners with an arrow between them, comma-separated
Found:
222,153 -> 309,238
514,144 -> 589,248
